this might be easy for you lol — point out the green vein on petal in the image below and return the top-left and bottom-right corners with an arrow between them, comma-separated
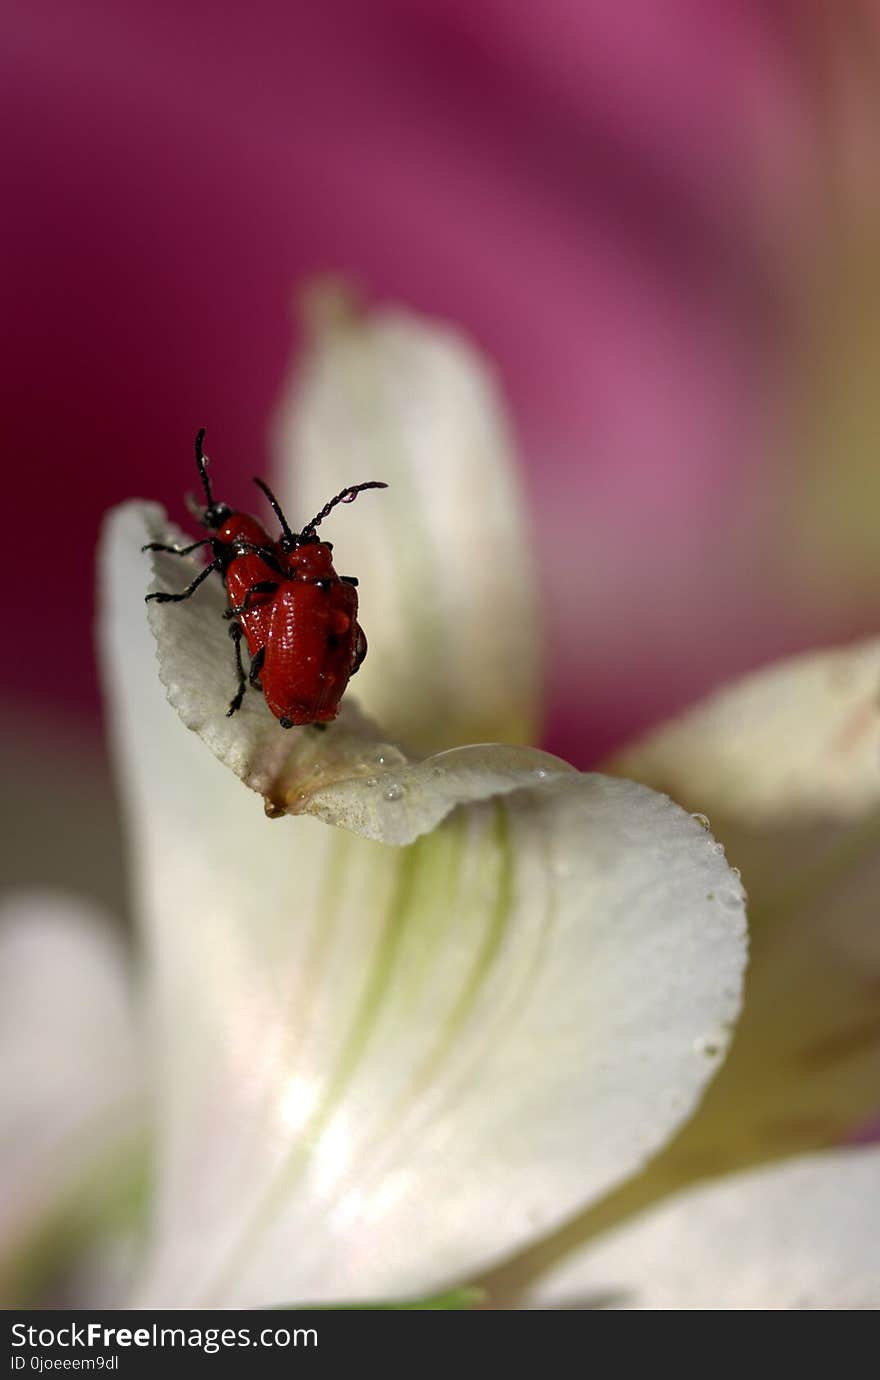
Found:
210,812 -> 511,1304
393,809 -> 469,1019
432,804 -> 514,1065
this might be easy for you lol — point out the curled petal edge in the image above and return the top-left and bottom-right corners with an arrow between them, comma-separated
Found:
138,502 -> 572,843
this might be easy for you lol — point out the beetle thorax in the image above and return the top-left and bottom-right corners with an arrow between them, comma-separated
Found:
285,542 -> 336,578
217,513 -> 271,548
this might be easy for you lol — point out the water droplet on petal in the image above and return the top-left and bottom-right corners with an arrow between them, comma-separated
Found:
374,744 -> 406,767
709,841 -> 725,857
533,767 -> 549,780
384,782 -> 405,802
691,812 -> 711,830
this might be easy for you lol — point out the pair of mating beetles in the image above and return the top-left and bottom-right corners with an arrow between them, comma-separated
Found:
145,430 -> 386,729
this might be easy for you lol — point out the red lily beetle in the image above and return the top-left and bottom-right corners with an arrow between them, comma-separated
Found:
144,429 -> 386,728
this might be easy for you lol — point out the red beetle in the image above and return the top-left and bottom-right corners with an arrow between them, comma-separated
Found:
144,429 -> 386,728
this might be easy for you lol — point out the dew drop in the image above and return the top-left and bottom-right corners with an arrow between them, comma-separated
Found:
730,865 -> 741,879
709,841 -> 725,857
384,782 -> 405,802
533,766 -> 549,780
342,491 -> 357,503
691,812 -> 711,830
375,745 -> 406,767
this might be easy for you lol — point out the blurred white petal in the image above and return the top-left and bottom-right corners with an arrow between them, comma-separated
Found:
99,501 -> 746,1308
608,638 -> 880,1175
478,637 -> 880,1305
0,895 -> 144,1304
271,289 -> 541,753
523,1147 -> 880,1310
613,638 -> 880,820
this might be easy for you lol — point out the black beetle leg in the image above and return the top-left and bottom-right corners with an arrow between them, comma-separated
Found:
248,645 -> 266,691
223,581 -> 279,619
146,559 -> 219,604
226,622 -> 248,717
229,542 -> 286,575
142,538 -> 213,556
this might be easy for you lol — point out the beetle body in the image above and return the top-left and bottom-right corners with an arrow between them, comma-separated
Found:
145,429 -> 384,728
222,544 -> 278,653
259,543 -> 364,726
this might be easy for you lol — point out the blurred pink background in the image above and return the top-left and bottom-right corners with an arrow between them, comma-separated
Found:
4,2 -> 880,908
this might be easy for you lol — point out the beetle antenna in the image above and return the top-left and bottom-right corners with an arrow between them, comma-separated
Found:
301,481 -> 388,538
195,428 -> 215,508
253,477 -> 297,545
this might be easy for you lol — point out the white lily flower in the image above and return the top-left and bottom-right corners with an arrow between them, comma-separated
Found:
0,297 -> 874,1309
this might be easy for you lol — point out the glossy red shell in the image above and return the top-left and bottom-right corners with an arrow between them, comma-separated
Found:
226,539 -> 363,726
224,550 -> 277,649
216,513 -> 271,549
262,578 -> 359,723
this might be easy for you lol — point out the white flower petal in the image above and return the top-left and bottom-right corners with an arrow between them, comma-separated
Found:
522,1147 -> 880,1310
607,638 -> 880,1171
100,504 -> 746,1308
613,638 -> 880,821
0,894 -> 143,1304
270,289 -> 541,752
